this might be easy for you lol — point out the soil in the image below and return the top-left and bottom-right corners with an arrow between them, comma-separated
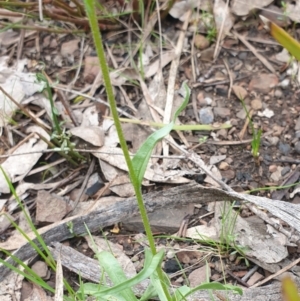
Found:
1,0 -> 300,300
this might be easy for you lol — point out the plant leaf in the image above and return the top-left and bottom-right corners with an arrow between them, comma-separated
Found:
149,271 -> 170,301
132,83 -> 190,185
83,249 -> 164,298
282,276 -> 300,301
181,282 -> 243,299
260,15 -> 300,61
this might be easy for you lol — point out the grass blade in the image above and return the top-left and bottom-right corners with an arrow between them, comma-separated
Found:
83,249 -> 164,298
282,276 -> 300,301
132,83 -> 190,185
260,15 -> 300,61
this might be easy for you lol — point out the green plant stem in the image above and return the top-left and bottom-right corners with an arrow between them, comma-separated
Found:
83,1 -> 172,299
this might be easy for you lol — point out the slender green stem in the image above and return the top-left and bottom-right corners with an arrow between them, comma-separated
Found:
83,1 -> 171,299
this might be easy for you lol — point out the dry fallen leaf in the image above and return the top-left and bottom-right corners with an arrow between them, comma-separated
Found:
70,126 -> 105,147
213,0 -> 234,40
0,127 -> 49,193
231,0 -> 273,16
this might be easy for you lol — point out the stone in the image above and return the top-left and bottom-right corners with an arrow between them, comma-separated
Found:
226,157 -> 233,164
221,169 -> 235,181
210,155 -> 226,165
281,166 -> 290,176
199,107 -> 214,124
36,191 -> 70,223
248,74 -> 278,94
295,141 -> 300,155
213,107 -> 231,118
164,259 -> 181,273
295,131 -> 300,138
197,93 -> 212,106
269,165 -> 277,173
250,99 -> 262,110
236,108 -> 247,119
217,128 -> 228,139
274,89 -> 283,98
295,116 -> 300,131
280,78 -> 290,89
247,272 -> 264,286
270,167 -> 284,182
232,85 -> 247,100
215,85 -> 228,96
204,97 -> 213,105
31,261 -> 49,279
219,161 -> 229,170
176,251 -> 202,264
188,265 -> 210,288
278,142 -> 291,155
273,125 -> 284,136
194,34 -> 210,50
265,136 -> 279,146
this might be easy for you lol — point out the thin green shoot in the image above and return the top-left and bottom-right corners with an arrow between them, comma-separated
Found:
0,167 -> 76,300
246,181 -> 300,194
219,202 -> 249,266
239,98 -> 262,161
201,11 -> 217,42
36,73 -> 86,163
279,1 -> 289,24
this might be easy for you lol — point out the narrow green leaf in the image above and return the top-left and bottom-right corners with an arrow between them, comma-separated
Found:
83,249 -> 164,298
181,282 -> 243,299
282,276 -> 300,301
149,271 -> 170,301
91,250 -> 137,300
132,84 -> 190,185
171,285 -> 191,300
260,15 -> 300,61
139,283 -> 157,301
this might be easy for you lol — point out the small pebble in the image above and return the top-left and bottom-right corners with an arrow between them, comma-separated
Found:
295,116 -> 300,131
199,107 -> 214,124
221,169 -> 235,181
274,89 -> 283,98
174,277 -> 184,284
250,99 -> 262,110
31,261 -> 49,279
238,52 -> 248,60
278,142 -> 291,155
281,166 -> 290,176
215,85 -> 228,96
166,250 -> 176,259
269,137 -> 279,145
249,74 -> 278,93
131,255 -> 139,262
280,78 -> 290,89
236,108 -> 247,119
164,259 -> 181,273
204,97 -> 213,105
217,128 -> 228,139
226,157 -> 233,164
219,161 -> 229,170
271,167 -> 283,182
295,141 -> 300,155
194,34 -> 210,50
269,165 -> 277,173
213,107 -> 231,118
219,147 -> 227,154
